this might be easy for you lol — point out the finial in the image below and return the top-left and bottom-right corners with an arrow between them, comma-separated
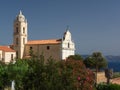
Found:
66,25 -> 70,31
19,10 -> 22,15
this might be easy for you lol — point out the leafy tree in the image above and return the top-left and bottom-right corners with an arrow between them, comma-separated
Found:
57,58 -> 95,90
22,55 -> 46,90
0,54 -> 95,90
84,52 -> 107,72
0,61 -> 11,90
8,59 -> 29,90
84,52 -> 107,86
97,83 -> 120,90
67,54 -> 83,60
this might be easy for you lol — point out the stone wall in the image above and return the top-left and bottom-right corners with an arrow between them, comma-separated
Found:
97,72 -> 107,83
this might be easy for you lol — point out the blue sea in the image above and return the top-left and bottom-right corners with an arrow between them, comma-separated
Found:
108,62 -> 120,72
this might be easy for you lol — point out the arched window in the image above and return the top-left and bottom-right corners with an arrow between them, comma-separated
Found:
68,43 -> 70,48
16,27 -> 19,34
29,47 -> 33,56
23,27 -> 25,33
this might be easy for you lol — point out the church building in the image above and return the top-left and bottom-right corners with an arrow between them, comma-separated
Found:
0,11 -> 75,63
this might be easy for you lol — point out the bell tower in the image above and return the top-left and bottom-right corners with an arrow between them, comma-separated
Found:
61,27 -> 75,60
13,11 -> 28,59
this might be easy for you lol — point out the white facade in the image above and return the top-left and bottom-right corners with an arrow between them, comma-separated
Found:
0,46 -> 16,63
4,52 -> 16,63
61,29 -> 75,60
0,50 -> 2,60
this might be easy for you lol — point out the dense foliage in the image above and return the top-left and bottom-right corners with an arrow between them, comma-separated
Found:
97,83 -> 120,90
67,54 -> 83,60
0,55 -> 95,90
112,72 -> 120,78
84,52 -> 107,72
0,61 -> 11,90
84,52 -> 107,86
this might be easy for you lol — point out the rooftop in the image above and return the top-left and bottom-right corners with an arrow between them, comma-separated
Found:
0,46 -> 15,52
27,39 -> 62,45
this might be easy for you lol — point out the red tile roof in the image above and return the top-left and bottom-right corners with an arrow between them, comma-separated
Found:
27,39 -> 62,45
0,46 -> 16,52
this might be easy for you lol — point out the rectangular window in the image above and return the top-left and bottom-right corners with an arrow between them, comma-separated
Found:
29,47 -> 33,56
11,54 -> 13,61
2,58 -> 4,62
30,47 -> 33,50
47,46 -> 50,50
16,51 -> 18,59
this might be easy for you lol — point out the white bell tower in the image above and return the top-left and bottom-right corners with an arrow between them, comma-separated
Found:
13,11 -> 28,59
61,27 -> 75,60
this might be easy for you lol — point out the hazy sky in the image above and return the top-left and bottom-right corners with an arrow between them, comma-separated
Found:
0,0 -> 120,55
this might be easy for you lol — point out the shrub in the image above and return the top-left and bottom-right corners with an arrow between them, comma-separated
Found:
112,72 -> 120,78
97,83 -> 120,90
57,59 -> 95,90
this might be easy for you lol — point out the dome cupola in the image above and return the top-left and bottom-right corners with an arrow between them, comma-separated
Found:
16,11 -> 26,22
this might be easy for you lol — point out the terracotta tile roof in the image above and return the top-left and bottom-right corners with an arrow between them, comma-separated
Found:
27,39 -> 62,45
0,46 -> 16,52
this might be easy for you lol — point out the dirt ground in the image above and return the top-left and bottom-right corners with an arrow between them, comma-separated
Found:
111,77 -> 120,85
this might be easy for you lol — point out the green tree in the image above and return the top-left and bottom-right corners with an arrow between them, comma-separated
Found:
1,54 -> 95,90
8,59 -> 29,90
0,61 -> 11,90
84,52 -> 107,86
67,54 -> 83,60
22,55 -> 46,90
57,58 -> 95,90
84,52 -> 107,72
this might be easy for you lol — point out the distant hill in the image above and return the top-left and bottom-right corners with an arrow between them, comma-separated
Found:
105,55 -> 120,62
81,55 -> 120,62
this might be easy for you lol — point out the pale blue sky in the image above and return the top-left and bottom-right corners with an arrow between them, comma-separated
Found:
0,0 -> 120,55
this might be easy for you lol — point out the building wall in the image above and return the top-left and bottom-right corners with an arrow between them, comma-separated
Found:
97,72 -> 107,83
24,44 -> 61,61
61,30 -> 75,60
4,52 -> 16,63
0,50 -> 16,63
0,50 -> 2,61
2,51 -> 5,62
62,49 -> 74,60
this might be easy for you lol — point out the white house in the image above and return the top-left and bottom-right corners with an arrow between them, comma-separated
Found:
0,46 -> 16,63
